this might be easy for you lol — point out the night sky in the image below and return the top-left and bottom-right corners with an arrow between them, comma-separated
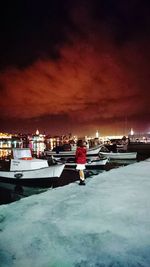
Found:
0,0 -> 150,136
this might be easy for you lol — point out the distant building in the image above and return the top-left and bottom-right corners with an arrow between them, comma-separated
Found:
96,130 -> 99,138
128,133 -> 150,143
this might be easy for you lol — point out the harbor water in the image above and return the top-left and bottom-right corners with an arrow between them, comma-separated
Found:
0,146 -> 150,205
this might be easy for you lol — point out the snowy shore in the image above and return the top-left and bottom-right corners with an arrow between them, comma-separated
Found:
0,159 -> 150,267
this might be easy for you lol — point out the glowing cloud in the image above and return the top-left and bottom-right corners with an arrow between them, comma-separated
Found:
0,1 -> 150,135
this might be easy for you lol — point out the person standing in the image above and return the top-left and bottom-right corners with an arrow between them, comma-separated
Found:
75,139 -> 87,185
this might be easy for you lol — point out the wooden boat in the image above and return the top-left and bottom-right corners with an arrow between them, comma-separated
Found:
44,145 -> 102,158
0,148 -> 65,185
99,146 -> 137,160
52,156 -> 108,170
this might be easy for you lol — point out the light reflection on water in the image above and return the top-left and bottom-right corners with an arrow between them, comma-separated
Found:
0,149 -> 11,159
0,141 -> 46,159
0,139 -> 63,159
31,142 -> 46,158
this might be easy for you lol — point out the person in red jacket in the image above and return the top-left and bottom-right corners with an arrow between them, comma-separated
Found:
75,139 -> 87,185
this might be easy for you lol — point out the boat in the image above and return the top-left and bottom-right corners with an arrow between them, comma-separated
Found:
99,146 -> 137,160
51,156 -> 108,170
44,145 -> 102,158
0,148 -> 65,185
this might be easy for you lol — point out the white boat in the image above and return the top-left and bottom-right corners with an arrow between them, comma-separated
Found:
53,156 -> 108,170
44,145 -> 102,158
0,148 -> 65,185
99,146 -> 137,160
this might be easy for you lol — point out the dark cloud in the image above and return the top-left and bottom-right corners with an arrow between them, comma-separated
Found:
92,0 -> 150,43
0,0 -> 73,69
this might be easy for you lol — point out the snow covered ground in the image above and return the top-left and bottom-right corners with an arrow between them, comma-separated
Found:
0,159 -> 150,267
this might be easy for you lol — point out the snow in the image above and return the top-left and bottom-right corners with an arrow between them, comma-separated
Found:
0,159 -> 150,267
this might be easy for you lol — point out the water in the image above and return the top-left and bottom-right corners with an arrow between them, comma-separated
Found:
0,161 -> 136,205
0,182 -> 48,204
0,150 -> 149,205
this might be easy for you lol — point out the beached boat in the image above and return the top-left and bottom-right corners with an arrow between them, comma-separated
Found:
99,146 -> 137,160
44,145 -> 102,158
0,148 -> 65,185
52,156 -> 108,170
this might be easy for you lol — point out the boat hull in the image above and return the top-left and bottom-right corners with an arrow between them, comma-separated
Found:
64,158 -> 108,169
0,164 -> 65,180
0,168 -> 79,188
0,149 -> 65,187
0,176 -> 60,187
44,145 -> 102,158
99,152 -> 137,160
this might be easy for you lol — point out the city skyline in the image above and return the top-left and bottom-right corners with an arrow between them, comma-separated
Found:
0,1 -> 150,136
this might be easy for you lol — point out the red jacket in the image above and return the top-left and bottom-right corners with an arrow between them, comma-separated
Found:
75,147 -> 87,164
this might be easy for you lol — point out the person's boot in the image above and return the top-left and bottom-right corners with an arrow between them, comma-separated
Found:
79,179 -> 85,185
